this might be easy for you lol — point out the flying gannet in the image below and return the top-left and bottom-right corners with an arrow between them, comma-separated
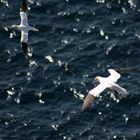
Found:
82,69 -> 128,111
11,0 -> 39,58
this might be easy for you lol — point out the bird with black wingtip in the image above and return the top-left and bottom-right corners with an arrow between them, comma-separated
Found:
82,69 -> 128,111
11,0 -> 39,58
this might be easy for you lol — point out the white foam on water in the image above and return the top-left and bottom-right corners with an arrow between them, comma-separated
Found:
1,0 -> 9,7
45,55 -> 54,63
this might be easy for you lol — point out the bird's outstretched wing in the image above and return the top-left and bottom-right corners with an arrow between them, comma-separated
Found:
82,84 -> 106,111
107,69 -> 121,83
111,83 -> 128,97
89,83 -> 107,97
29,26 -> 39,32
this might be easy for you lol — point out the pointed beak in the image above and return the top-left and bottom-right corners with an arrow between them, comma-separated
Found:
93,78 -> 98,86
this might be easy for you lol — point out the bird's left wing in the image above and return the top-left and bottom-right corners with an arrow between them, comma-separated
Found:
107,69 -> 121,83
82,84 -> 106,111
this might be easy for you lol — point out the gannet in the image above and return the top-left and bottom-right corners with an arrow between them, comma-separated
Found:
11,0 -> 39,58
82,69 -> 128,111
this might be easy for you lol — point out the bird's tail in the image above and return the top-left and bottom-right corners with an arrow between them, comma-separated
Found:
29,26 -> 39,32
21,42 -> 32,59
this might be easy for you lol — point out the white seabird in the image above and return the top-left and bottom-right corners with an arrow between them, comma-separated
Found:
82,69 -> 128,111
11,0 -> 39,58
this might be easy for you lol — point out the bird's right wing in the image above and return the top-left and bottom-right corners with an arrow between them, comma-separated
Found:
107,69 -> 121,83
111,83 -> 128,96
82,84 -> 106,111
29,26 -> 39,32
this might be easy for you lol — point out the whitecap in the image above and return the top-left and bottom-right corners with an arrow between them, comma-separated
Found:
7,90 -> 15,96
70,87 -> 85,100
123,114 -> 129,123
9,33 -> 14,39
29,60 -> 38,67
110,92 -> 120,103
96,0 -> 105,4
15,98 -> 20,104
39,99 -> 45,104
3,27 -> 8,31
52,124 -> 59,131
128,0 -> 137,8
61,39 -> 69,45
105,35 -> 109,40
45,55 -> 54,63
1,0 -> 9,7
73,28 -> 78,33
57,60 -> 63,67
100,29 -> 105,36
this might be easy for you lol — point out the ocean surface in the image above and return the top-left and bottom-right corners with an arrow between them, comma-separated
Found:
0,0 -> 140,139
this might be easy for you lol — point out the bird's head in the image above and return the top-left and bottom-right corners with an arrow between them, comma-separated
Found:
94,76 -> 101,85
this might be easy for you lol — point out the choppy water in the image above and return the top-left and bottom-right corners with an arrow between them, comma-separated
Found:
0,0 -> 140,139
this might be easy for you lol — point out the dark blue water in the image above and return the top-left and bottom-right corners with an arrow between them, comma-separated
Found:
0,0 -> 140,139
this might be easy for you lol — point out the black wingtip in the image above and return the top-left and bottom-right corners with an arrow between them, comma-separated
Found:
82,94 -> 94,111
113,67 -> 134,74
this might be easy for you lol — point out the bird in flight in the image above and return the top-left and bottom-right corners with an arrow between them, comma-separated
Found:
11,0 -> 39,58
82,69 -> 128,111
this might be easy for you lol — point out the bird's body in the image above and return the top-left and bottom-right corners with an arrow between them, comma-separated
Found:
82,69 -> 128,111
11,0 -> 39,58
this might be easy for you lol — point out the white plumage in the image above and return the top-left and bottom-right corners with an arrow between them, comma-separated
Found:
20,11 -> 28,26
108,69 -> 121,83
21,30 -> 28,43
20,11 -> 29,43
11,0 -> 39,57
82,69 -> 128,111
16,11 -> 39,43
